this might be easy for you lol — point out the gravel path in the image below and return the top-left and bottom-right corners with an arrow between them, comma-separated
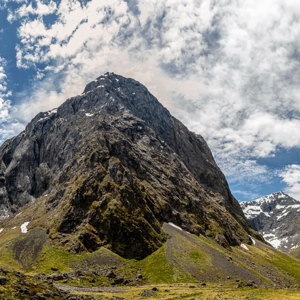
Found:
54,284 -> 126,294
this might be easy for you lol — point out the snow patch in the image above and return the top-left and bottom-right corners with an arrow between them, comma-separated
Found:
262,233 -> 282,248
269,238 -> 281,248
276,210 -> 289,220
264,233 -> 275,238
38,108 -> 57,122
0,228 -> 3,233
242,205 -> 262,218
85,113 -> 94,117
240,243 -> 249,250
250,236 -> 256,245
291,244 -> 300,249
291,204 -> 300,209
168,222 -> 183,231
277,192 -> 287,199
20,222 -> 30,234
48,108 -> 57,115
253,191 -> 287,205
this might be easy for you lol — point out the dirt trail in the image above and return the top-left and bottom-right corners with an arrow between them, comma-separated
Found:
54,284 -> 126,294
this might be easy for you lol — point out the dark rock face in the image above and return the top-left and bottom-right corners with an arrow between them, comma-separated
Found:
241,192 -> 300,251
0,73 -> 252,258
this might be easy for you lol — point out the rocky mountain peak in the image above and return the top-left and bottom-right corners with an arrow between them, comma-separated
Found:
241,192 -> 300,251
83,72 -> 135,94
0,73 -> 256,259
241,191 -> 299,219
254,191 -> 297,204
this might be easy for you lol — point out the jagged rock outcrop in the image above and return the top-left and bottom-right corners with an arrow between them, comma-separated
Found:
0,73 -> 255,259
241,191 -> 300,251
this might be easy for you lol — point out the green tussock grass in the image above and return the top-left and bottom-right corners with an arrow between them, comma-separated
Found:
0,245 -> 22,272
138,244 -> 175,283
138,243 -> 194,284
290,247 -> 300,260
36,245 -> 74,273
237,244 -> 300,285
269,250 -> 300,283
189,250 -> 206,260
36,245 -> 125,274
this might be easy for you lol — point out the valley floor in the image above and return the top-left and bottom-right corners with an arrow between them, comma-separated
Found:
0,220 -> 300,299
57,282 -> 300,300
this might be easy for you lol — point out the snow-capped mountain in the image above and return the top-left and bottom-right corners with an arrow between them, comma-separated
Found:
240,192 -> 300,251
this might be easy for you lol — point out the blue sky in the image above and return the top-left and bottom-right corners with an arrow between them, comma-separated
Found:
0,0 -> 299,201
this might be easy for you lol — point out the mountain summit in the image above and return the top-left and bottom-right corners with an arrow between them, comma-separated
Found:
0,73 -> 256,259
241,191 -> 300,251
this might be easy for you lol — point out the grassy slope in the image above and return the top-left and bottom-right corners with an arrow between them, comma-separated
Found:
290,247 -> 300,260
0,216 -> 299,298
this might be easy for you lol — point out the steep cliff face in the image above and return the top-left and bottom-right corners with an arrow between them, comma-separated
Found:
0,73 -> 253,258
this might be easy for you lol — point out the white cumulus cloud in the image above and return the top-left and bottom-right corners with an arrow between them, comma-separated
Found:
7,0 -> 57,22
0,58 -> 23,145
0,59 -> 10,119
1,0 -> 300,198
279,165 -> 300,201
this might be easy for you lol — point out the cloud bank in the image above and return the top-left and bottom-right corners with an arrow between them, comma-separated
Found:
1,0 -> 300,199
279,165 -> 300,201
0,58 -> 21,143
0,58 -> 10,120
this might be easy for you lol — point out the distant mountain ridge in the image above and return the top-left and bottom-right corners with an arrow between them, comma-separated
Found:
0,72 -> 257,259
240,191 -> 300,251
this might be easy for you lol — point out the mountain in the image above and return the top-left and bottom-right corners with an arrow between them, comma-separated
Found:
0,74 -> 299,296
240,191 -> 300,251
0,72 -> 257,259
